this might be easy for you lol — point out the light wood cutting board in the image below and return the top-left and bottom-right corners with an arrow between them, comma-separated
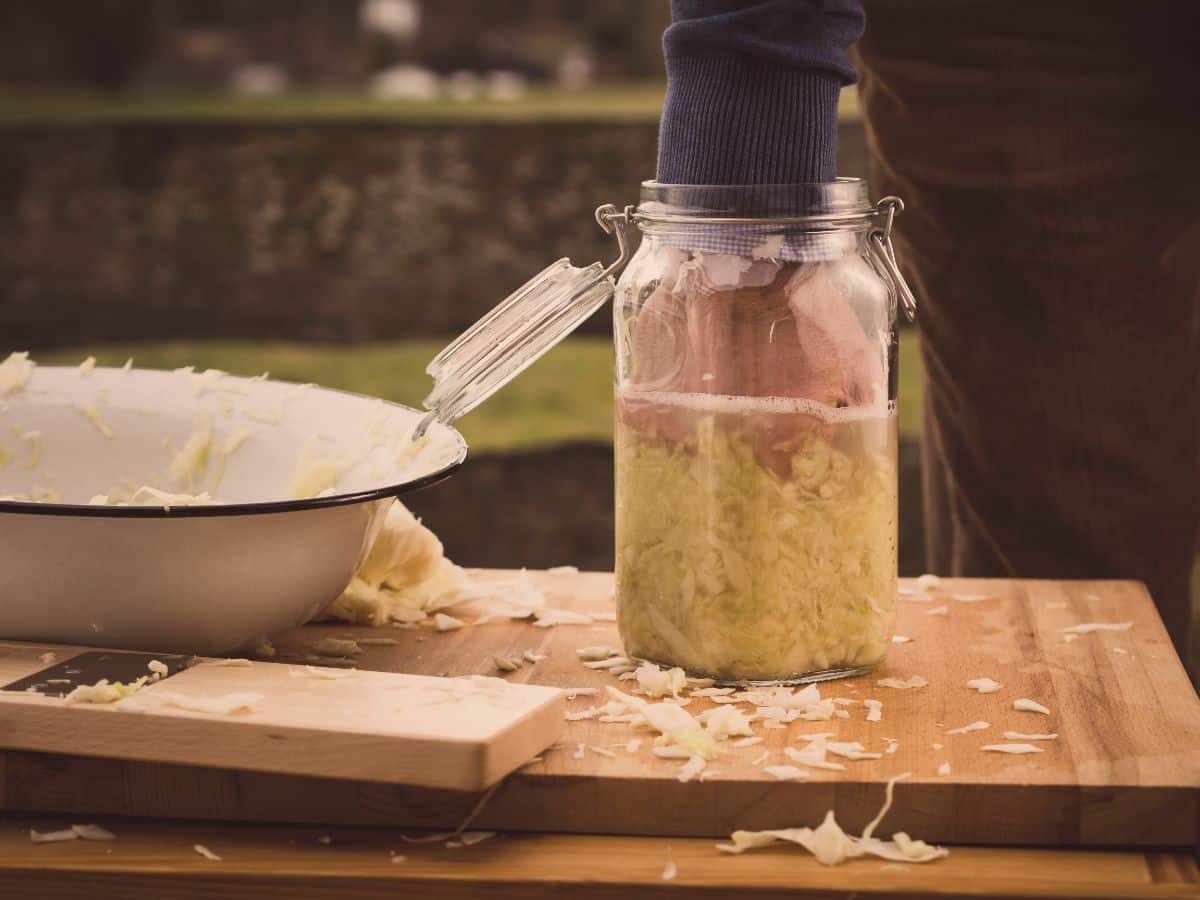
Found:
0,644 -> 564,791
2,571 -> 1198,847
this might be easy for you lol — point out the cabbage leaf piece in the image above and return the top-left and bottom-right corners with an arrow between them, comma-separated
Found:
717,773 -> 948,865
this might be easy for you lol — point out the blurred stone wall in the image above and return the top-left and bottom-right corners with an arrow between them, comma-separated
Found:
0,119 -> 868,347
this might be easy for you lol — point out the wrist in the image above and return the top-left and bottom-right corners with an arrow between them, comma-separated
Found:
657,53 -> 842,185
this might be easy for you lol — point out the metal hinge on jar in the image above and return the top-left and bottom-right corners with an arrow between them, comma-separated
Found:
867,196 -> 918,322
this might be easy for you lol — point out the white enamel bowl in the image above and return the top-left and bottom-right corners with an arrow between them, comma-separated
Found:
0,364 -> 466,654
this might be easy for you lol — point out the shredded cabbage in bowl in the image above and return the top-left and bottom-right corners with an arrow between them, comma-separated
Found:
615,391 -> 897,682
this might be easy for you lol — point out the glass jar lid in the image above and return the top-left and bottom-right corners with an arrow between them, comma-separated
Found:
414,204 -> 633,438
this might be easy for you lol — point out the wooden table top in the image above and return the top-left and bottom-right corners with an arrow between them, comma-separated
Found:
1,814 -> 1198,899
3,572 -> 1199,897
5,573 -> 1198,848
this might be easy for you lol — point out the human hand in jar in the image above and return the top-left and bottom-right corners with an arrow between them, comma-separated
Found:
619,251 -> 887,447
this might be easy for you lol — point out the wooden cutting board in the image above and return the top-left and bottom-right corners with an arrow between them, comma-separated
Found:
0,645 -> 564,791
2,571 -> 1198,847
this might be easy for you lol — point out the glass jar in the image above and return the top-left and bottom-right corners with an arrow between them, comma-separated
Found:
612,180 -> 911,684
416,178 -> 914,685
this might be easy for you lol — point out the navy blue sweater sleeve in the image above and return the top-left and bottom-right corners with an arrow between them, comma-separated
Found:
657,0 -> 865,185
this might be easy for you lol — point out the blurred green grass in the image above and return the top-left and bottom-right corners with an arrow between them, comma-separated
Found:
39,329 -> 922,452
0,85 -> 861,124
0,85 -> 666,123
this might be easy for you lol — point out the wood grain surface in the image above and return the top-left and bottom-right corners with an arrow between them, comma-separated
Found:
2,571 -> 1198,847
0,645 -> 564,791
0,814 -> 1197,900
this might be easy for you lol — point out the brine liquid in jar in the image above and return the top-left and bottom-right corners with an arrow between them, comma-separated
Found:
615,388 -> 898,684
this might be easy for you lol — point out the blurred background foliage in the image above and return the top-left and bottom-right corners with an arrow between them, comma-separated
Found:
0,0 -> 669,97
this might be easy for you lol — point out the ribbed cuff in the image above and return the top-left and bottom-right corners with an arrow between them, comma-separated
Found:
657,54 -> 842,185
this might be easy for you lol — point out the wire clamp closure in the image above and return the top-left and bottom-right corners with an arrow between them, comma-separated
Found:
594,203 -> 636,281
868,195 -> 918,322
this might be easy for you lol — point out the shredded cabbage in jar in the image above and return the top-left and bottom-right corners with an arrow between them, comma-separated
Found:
615,390 -> 897,682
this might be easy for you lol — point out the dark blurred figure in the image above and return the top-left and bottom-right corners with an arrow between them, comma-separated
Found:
853,2 -> 1200,661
